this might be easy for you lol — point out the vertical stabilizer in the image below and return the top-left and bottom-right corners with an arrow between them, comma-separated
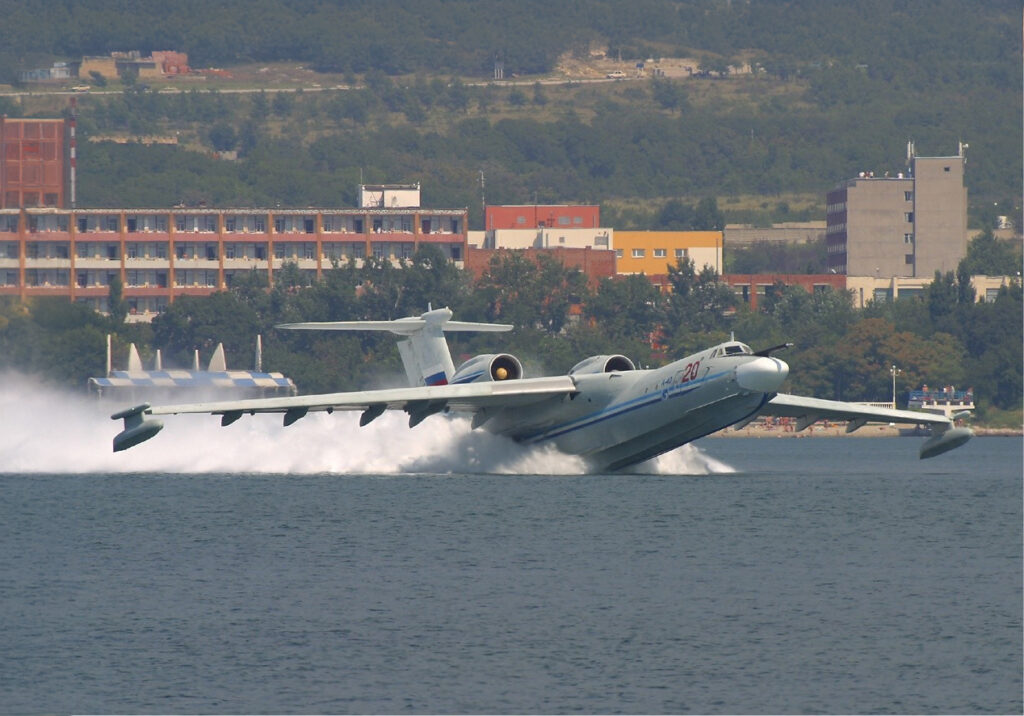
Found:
277,307 -> 513,387
208,343 -> 227,372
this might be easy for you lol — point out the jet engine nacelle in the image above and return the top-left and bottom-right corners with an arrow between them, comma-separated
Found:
451,353 -> 524,384
569,354 -> 636,375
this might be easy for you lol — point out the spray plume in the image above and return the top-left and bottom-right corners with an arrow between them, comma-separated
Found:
0,372 -> 733,476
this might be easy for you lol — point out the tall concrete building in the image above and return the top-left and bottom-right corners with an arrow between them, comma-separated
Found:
826,143 -> 967,278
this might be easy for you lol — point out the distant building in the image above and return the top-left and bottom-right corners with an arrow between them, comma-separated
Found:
0,117 -> 67,209
827,143 -> 968,278
720,273 -> 847,310
845,274 -> 1017,308
359,183 -> 421,209
724,221 -> 825,247
465,246 -> 615,289
16,62 -> 73,84
79,50 -> 190,80
614,230 -> 723,289
0,206 -> 468,321
485,204 -> 600,230
474,226 -> 612,251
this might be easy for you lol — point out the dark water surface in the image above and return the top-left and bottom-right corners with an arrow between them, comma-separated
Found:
1,437 -> 1020,713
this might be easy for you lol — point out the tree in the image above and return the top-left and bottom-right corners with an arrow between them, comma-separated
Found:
208,122 -> 238,152
585,274 -> 663,345
959,228 -> 1020,276
108,275 -> 127,326
693,197 -> 724,231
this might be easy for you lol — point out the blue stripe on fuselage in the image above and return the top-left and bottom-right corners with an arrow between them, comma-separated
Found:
521,369 -> 731,444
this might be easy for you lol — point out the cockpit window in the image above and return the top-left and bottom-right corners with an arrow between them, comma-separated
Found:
722,343 -> 753,356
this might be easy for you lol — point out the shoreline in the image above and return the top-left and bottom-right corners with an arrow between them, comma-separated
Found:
709,425 -> 1022,438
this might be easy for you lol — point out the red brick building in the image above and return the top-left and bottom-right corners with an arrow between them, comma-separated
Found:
720,273 -> 848,309
466,246 -> 615,288
485,205 -> 600,230
1,118 -> 66,209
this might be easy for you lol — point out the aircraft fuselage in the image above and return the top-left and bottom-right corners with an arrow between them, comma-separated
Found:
483,345 -> 789,471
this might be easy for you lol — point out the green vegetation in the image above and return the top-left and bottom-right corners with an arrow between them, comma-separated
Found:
2,248 -> 1020,420
0,2 -> 1019,424
1,1 -> 1019,227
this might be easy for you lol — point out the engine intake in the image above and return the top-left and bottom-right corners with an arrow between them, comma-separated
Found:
451,353 -> 524,384
569,354 -> 636,375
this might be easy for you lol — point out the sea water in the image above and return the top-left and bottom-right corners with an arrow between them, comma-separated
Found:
0,376 -> 1020,713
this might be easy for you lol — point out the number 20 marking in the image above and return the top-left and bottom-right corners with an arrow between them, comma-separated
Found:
680,360 -> 701,383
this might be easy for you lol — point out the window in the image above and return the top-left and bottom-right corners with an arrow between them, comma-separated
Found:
904,233 -> 914,244
155,215 -> 168,232
573,216 -> 582,225
225,218 -> 236,232
904,212 -> 914,222
105,216 -> 119,232
653,248 -> 666,258
905,254 -> 914,265
632,248 -> 645,258
615,249 -> 623,259
558,216 -> 571,226
254,217 -> 266,232
675,248 -> 688,259
904,191 -> 913,201
274,218 -> 285,233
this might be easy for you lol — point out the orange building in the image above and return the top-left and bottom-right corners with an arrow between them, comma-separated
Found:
0,118 -> 66,209
614,231 -> 723,286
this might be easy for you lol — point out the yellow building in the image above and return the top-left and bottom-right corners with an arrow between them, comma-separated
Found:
614,231 -> 723,285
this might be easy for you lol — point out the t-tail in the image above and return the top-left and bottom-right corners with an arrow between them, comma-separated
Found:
278,307 -> 512,387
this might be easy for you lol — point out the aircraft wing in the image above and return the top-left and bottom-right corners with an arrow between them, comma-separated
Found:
756,393 -> 972,458
111,376 -> 578,451
761,393 -> 953,428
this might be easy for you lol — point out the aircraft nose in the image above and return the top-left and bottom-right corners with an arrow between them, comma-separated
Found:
735,357 -> 789,393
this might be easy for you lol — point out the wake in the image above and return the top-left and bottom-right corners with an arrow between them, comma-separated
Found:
0,372 -> 734,475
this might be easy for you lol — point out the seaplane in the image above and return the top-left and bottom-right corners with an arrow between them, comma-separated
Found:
111,307 -> 973,470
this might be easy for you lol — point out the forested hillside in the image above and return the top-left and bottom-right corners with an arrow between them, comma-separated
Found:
0,1 -> 1020,420
0,1 -> 1019,226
